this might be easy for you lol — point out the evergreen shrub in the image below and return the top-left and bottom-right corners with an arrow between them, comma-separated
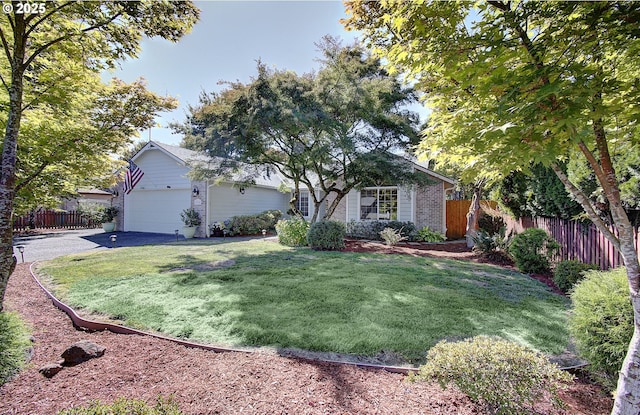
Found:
553,260 -> 598,293
307,220 -> 345,250
409,336 -> 572,415
509,228 -> 559,274
570,267 -> 633,390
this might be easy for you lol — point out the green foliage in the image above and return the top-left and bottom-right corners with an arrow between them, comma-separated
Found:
57,396 -> 183,415
553,260 -> 599,293
570,268 -> 634,389
346,220 -> 416,241
409,336 -> 573,415
379,227 -> 406,246
477,212 -> 505,236
0,312 -> 32,385
275,218 -> 309,247
98,206 -> 119,223
227,210 -> 282,236
509,229 -> 559,274
177,36 -> 431,221
415,226 -> 446,243
76,202 -> 104,224
472,227 -> 513,263
496,164 -> 585,220
307,220 -> 346,250
179,208 -> 201,227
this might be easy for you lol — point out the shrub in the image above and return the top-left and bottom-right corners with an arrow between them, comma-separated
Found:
346,220 -> 416,241
0,312 -> 32,385
98,206 -> 119,223
508,228 -> 559,274
409,336 -> 572,415
275,218 -> 309,247
570,267 -> 633,390
57,396 -> 183,415
307,220 -> 345,250
226,210 -> 282,236
180,208 -> 201,227
553,260 -> 599,293
76,202 -> 104,224
472,227 -> 513,263
477,212 -> 505,236
415,226 -> 446,243
379,227 -> 406,246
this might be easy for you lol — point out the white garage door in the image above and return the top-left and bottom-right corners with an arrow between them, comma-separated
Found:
125,189 -> 191,234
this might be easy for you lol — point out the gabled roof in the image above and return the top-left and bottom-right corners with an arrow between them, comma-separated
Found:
132,140 -> 209,165
405,157 -> 456,186
132,141 -> 292,189
131,141 -> 455,190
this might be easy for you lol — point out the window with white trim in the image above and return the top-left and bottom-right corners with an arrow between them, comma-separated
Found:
295,190 -> 309,217
360,187 -> 398,220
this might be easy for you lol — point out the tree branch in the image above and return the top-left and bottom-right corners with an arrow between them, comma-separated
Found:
549,162 -> 620,250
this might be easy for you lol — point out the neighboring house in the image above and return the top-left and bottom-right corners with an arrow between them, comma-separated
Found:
118,141 -> 455,237
60,188 -> 115,211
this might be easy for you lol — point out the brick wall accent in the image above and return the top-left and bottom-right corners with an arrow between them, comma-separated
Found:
113,182 -> 125,232
325,192 -> 347,222
415,182 -> 445,233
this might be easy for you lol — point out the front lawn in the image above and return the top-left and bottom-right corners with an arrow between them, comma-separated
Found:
37,240 -> 569,364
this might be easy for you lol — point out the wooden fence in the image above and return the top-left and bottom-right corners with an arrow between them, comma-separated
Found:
504,216 -> 640,270
445,200 -> 497,239
13,210 -> 99,231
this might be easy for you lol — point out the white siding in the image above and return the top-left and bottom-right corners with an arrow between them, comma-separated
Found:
397,186 -> 412,222
124,148 -> 193,234
125,189 -> 191,234
208,183 -> 289,224
133,148 -> 191,191
346,190 -> 359,221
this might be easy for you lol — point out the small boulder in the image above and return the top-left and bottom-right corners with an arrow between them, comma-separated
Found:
39,363 -> 63,378
61,340 -> 105,366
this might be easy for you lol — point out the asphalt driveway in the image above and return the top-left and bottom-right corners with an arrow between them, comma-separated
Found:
12,229 -> 179,262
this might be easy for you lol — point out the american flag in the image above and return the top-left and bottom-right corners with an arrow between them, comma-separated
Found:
124,159 -> 144,194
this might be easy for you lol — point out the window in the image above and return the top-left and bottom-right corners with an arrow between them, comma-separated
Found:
360,187 -> 398,220
295,190 -> 309,217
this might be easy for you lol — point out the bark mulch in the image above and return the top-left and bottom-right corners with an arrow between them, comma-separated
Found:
1,249 -> 612,415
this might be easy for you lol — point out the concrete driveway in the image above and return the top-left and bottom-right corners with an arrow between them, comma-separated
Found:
12,228 -> 180,262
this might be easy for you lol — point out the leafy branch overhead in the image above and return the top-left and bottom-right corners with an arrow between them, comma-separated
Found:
0,1 -> 200,311
342,2 -> 640,413
177,36 -> 432,223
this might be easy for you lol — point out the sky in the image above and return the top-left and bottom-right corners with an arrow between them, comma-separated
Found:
105,1 -> 366,146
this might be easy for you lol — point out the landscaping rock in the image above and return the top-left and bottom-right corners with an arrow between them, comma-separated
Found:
61,340 -> 105,366
39,363 -> 63,378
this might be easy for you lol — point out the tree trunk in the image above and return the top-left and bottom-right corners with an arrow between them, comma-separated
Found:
0,15 -> 26,311
324,190 -> 350,221
612,293 -> 640,415
465,181 -> 483,248
550,119 -> 640,414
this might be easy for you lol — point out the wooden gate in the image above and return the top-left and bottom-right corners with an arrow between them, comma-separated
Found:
446,200 -> 498,240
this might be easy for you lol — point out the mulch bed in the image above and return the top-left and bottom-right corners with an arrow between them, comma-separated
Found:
0,240 -> 613,414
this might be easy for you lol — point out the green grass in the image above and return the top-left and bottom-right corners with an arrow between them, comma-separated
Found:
0,311 -> 32,385
37,240 -> 570,364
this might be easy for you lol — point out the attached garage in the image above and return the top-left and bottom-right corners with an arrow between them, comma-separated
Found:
125,189 -> 191,234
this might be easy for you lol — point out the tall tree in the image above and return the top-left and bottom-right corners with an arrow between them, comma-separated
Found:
178,37 -> 430,222
343,2 -> 640,413
10,77 -> 178,215
0,1 -> 199,310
